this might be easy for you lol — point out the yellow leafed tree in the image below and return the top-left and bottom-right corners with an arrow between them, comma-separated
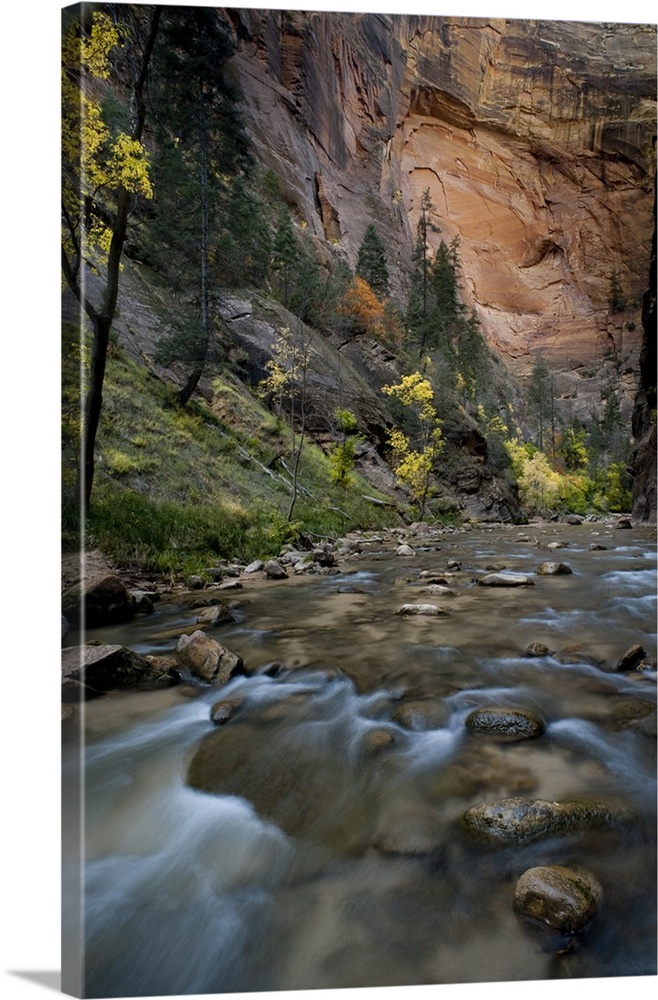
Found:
61,7 -> 161,509
382,372 -> 443,518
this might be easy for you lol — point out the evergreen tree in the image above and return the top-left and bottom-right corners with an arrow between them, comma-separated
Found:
600,387 -> 628,462
219,176 -> 272,287
407,188 -> 440,349
430,237 -> 464,358
356,223 -> 390,298
527,355 -> 554,454
148,5 -> 250,406
457,309 -> 491,404
290,236 -> 323,325
271,205 -> 300,308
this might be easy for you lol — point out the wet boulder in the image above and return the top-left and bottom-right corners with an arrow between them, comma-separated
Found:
554,645 -> 605,667
195,604 -> 236,626
462,796 -> 626,844
523,642 -> 554,658
61,573 -> 134,628
420,584 -> 455,597
391,699 -> 448,731
396,544 -> 415,557
361,727 -> 397,754
396,603 -> 449,617
129,590 -> 156,615
210,698 -> 243,725
187,700 -> 377,854
62,643 -> 178,699
477,572 -> 535,587
465,706 -> 546,741
536,561 -> 573,575
609,697 -> 656,731
613,644 -> 647,672
513,865 -> 603,933
175,630 -> 244,684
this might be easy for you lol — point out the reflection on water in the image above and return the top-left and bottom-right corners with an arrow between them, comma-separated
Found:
62,524 -> 657,995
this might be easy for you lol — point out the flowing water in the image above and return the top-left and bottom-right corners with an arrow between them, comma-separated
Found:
62,523 -> 657,996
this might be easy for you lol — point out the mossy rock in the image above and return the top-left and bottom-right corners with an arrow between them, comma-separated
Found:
462,796 -> 628,844
513,865 -> 603,932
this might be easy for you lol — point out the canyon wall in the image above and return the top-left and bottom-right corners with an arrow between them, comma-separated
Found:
224,9 -> 656,425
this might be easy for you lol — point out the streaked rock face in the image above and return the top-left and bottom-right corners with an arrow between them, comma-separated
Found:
225,10 -> 656,419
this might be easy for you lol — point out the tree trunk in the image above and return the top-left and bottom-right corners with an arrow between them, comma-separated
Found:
71,9 -> 161,509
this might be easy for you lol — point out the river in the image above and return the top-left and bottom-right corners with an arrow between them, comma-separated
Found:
62,521 -> 657,997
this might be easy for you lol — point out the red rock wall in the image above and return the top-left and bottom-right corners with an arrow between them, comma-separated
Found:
225,10 -> 656,419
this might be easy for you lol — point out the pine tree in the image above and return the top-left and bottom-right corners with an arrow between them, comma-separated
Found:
290,235 -> 324,325
407,188 -> 440,350
527,355 -> 554,453
356,223 -> 390,298
219,176 -> 272,287
148,6 -> 250,405
457,309 -> 491,404
271,205 -> 300,308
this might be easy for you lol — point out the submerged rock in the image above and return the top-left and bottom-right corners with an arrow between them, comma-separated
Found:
375,811 -> 443,856
554,645 -> 605,667
513,865 -> 603,932
391,699 -> 448,731
361,727 -> 397,754
419,584 -> 455,597
465,706 -> 546,740
195,604 -> 236,626
462,796 -> 626,844
536,561 -> 573,575
396,603 -> 449,617
523,642 -> 554,658
210,698 -> 243,725
478,572 -> 535,587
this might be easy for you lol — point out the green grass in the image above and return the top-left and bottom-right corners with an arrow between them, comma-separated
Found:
65,349 -> 397,576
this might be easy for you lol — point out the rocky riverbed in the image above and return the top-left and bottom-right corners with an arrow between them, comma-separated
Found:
62,515 -> 657,994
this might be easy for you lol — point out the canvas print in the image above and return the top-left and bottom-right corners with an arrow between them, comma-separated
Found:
61,3 -> 657,997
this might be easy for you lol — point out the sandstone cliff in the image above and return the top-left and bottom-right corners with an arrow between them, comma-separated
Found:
224,10 -> 656,431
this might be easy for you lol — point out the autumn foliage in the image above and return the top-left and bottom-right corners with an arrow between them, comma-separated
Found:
338,276 -> 404,345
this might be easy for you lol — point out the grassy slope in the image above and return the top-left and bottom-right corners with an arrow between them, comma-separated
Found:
64,342 -> 398,578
